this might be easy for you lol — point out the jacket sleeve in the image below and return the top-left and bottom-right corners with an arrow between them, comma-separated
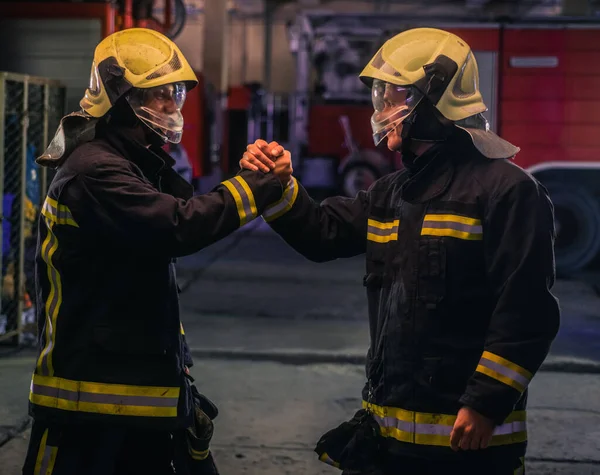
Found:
459,180 -> 560,424
66,154 -> 283,257
263,177 -> 369,262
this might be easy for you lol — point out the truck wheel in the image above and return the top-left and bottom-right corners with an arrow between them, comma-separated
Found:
341,162 -> 379,197
545,182 -> 600,276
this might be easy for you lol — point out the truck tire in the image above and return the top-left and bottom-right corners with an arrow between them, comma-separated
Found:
340,162 -> 380,197
545,182 -> 600,276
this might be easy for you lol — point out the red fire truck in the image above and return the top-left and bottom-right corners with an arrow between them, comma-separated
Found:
285,12 -> 600,275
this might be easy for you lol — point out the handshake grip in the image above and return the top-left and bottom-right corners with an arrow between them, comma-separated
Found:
240,139 -> 293,186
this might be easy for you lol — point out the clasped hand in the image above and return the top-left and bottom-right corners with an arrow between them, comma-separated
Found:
239,139 -> 293,186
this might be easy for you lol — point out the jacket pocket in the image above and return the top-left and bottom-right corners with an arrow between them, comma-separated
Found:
417,237 -> 447,308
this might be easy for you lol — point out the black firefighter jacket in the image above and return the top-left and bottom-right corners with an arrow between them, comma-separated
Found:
266,134 -> 560,460
30,123 -> 283,430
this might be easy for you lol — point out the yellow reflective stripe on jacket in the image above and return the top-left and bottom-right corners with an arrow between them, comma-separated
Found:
222,176 -> 258,225
180,323 -> 185,335
318,452 -> 341,468
41,197 -> 79,227
34,429 -> 58,475
189,447 -> 210,461
476,351 -> 533,393
367,219 -> 399,243
263,177 -> 298,222
37,197 -> 79,377
363,401 -> 527,447
421,214 -> 482,241
29,374 -> 180,418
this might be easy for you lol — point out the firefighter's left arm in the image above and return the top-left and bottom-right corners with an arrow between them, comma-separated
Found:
459,180 -> 560,424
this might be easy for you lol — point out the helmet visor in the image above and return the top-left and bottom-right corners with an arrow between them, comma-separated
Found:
370,79 -> 423,145
127,82 -> 187,144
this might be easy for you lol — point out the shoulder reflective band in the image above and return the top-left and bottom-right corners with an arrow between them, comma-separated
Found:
318,452 -> 341,468
263,177 -> 298,222
222,176 -> 258,226
30,374 -> 180,418
41,197 -> 79,228
476,351 -> 533,393
367,219 -> 399,243
421,214 -> 482,241
363,401 -> 527,447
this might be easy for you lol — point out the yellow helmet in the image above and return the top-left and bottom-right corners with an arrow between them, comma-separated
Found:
360,28 -> 518,159
80,28 -> 198,118
360,27 -> 485,121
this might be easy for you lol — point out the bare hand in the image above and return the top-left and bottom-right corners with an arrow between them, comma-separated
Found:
450,407 -> 495,451
273,150 -> 293,186
240,139 -> 284,173
240,139 -> 292,186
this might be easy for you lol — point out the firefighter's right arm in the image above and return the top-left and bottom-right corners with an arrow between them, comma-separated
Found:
262,176 -> 369,262
240,139 -> 369,262
65,153 -> 284,257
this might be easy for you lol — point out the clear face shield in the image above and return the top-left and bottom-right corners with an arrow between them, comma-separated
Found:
370,79 -> 423,146
127,82 -> 187,144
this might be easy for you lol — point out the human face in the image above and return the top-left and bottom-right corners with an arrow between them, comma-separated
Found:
370,79 -> 422,149
127,82 -> 187,143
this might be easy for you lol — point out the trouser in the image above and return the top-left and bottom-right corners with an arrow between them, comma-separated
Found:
23,420 -> 181,475
375,453 -> 525,475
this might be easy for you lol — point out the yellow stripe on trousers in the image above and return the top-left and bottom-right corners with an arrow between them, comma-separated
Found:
34,429 -> 58,475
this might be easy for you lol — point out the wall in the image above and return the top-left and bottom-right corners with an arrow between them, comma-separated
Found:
0,19 -> 102,112
174,0 -> 511,93
176,11 -> 295,92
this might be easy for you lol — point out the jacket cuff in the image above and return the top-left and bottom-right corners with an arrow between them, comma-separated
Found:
262,176 -> 299,222
458,394 -> 505,425
221,171 -> 282,226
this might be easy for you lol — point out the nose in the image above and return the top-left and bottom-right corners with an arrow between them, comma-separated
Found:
163,98 -> 177,114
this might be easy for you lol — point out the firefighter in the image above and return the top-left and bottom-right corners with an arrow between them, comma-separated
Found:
22,28 -> 290,475
240,28 -> 560,474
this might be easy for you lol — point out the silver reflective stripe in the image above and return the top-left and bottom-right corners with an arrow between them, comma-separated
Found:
375,415 -> 453,436
43,199 -> 77,225
375,413 -> 525,437
375,415 -> 413,432
422,220 -> 482,234
229,178 -> 255,221
492,420 -> 527,436
414,423 -> 452,436
39,228 -> 60,377
32,384 -> 77,401
367,225 -> 399,236
39,445 -> 54,475
43,200 -> 55,217
263,179 -> 296,218
32,384 -> 179,408
57,208 -> 72,222
480,357 -> 530,388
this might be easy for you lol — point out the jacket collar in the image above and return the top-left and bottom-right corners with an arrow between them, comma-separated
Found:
400,142 -> 455,204
99,123 -> 193,200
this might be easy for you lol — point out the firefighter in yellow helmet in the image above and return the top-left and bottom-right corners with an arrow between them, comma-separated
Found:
241,28 -> 559,474
22,28 -> 291,475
